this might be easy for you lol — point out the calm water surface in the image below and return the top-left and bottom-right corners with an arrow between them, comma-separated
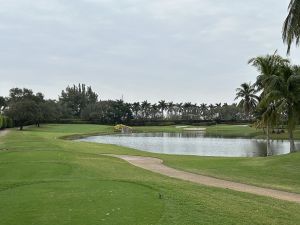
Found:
78,132 -> 299,157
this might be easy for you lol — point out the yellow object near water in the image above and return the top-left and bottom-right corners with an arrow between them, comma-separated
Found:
114,124 -> 132,133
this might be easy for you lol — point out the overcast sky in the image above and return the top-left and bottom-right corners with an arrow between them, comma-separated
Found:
0,0 -> 300,103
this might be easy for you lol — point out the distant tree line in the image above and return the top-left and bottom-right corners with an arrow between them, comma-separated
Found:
126,101 -> 245,124
0,83 -> 249,130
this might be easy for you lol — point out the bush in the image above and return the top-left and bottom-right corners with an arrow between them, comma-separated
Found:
114,124 -> 132,132
2,116 -> 7,128
0,115 -> 14,129
6,117 -> 13,128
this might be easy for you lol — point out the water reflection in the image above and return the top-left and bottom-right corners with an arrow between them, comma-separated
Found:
78,132 -> 298,157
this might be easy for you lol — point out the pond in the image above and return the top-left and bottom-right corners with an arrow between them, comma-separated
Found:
78,132 -> 299,157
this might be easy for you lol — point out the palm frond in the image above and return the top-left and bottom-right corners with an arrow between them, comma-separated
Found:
283,0 -> 300,54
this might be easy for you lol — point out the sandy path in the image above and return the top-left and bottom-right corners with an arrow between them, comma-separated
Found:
107,154 -> 300,204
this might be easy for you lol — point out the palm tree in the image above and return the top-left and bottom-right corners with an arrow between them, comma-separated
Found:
250,52 -> 300,153
248,52 -> 288,92
131,102 -> 140,119
190,103 -> 198,120
200,103 -> 208,119
193,104 -> 201,120
283,0 -> 300,53
249,53 -> 285,155
174,103 -> 183,119
214,103 -> 222,120
141,101 -> 151,119
235,82 -> 259,119
158,100 -> 167,119
167,102 -> 175,119
256,101 -> 280,156
183,102 -> 192,120
208,104 -> 215,120
262,64 -> 300,153
150,103 -> 159,119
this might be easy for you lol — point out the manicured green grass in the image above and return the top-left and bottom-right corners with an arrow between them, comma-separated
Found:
205,124 -> 300,140
162,153 -> 300,193
1,124 -> 300,224
205,124 -> 264,138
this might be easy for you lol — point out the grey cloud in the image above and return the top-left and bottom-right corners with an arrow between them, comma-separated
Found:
0,0 -> 299,104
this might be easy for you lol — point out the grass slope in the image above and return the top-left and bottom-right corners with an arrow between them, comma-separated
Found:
205,124 -> 300,139
163,153 -> 300,193
0,124 -> 300,225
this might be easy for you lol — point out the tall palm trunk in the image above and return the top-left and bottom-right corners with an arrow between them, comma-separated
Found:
266,123 -> 272,156
287,106 -> 297,153
288,128 -> 296,153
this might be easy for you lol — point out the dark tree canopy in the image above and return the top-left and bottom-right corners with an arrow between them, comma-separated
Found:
8,88 -> 44,103
0,96 -> 7,112
81,100 -> 132,124
60,84 -> 98,117
5,88 -> 55,129
6,100 -> 39,130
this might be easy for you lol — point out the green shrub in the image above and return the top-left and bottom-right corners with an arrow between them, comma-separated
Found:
0,116 -> 13,129
6,118 -> 13,128
2,116 -> 7,129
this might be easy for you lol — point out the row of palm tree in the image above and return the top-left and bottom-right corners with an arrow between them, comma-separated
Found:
129,101 -> 245,121
236,52 -> 300,155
